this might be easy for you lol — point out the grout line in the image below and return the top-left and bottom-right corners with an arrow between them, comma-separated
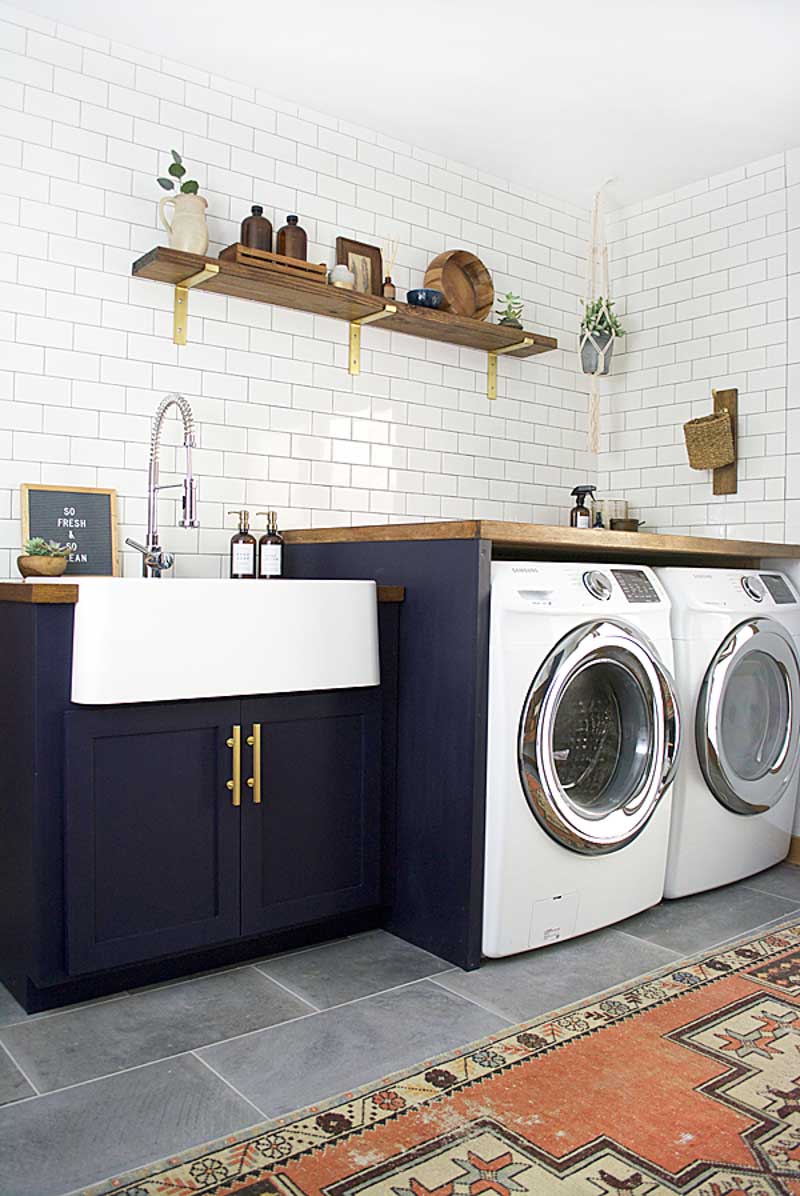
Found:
0,988 -> 134,1032
612,929 -> 686,956
251,966 -> 321,1013
426,975 -> 515,1025
735,880 -> 800,904
191,1051 -> 271,1123
0,1037 -> 40,1098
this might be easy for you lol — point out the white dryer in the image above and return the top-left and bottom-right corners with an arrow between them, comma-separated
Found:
483,562 -> 681,958
655,568 -> 800,899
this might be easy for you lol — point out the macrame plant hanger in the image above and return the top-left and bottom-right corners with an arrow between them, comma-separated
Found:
580,182 -> 615,454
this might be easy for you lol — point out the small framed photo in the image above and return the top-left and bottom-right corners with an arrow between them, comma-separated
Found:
335,237 -> 383,297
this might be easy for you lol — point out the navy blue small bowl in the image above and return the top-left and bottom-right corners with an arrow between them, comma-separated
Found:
407,288 -> 444,309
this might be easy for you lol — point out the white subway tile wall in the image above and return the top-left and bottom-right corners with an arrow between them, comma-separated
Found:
601,153 -> 791,542
0,3 -> 593,578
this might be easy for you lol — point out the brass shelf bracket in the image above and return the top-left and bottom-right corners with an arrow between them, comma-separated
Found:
487,337 -> 534,399
173,263 -> 220,345
348,305 -> 397,375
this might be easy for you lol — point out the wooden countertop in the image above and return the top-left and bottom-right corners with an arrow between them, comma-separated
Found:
0,582 -> 405,604
284,520 -> 800,566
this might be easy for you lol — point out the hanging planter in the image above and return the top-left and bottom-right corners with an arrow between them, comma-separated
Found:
579,298 -> 624,376
579,184 -> 624,451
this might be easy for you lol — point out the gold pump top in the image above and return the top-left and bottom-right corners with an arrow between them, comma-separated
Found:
256,510 -> 278,532
227,509 -> 251,533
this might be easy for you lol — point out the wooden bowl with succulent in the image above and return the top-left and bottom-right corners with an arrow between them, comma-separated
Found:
17,538 -> 71,579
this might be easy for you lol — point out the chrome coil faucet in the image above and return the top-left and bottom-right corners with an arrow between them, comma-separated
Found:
126,393 -> 199,578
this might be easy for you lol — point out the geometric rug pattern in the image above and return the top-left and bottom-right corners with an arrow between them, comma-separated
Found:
85,921 -> 800,1196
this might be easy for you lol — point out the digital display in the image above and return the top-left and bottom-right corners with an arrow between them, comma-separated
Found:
611,569 -> 660,604
761,574 -> 796,605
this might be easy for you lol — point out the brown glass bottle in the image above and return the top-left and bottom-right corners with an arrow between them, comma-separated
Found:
276,214 -> 307,261
227,510 -> 256,579
240,205 -> 272,251
256,510 -> 284,579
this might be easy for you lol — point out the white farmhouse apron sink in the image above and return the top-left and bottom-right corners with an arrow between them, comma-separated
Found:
56,578 -> 379,705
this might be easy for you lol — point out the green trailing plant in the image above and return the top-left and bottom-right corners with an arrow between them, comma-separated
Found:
496,291 -> 524,326
22,537 -> 71,558
581,296 -> 625,338
156,149 -> 199,195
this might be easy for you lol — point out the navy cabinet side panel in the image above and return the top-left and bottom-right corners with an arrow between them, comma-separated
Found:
285,540 -> 491,970
32,604 -> 75,983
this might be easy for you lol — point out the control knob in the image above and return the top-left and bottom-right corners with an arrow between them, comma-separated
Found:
583,570 -> 612,601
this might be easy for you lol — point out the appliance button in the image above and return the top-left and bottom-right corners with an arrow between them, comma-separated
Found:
583,570 -> 612,601
741,575 -> 765,602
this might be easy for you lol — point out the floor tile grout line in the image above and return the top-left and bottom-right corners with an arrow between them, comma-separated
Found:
735,881 -> 800,904
191,1051 -> 271,1122
426,976 -> 515,1025
0,977 -> 448,1106
0,1036 -> 40,1097
251,965 -> 322,1012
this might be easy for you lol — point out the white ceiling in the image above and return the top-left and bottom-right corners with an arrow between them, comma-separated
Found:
23,0 -> 800,209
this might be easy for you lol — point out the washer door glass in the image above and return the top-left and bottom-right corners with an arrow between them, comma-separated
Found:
519,620 -> 681,855
697,619 -> 800,814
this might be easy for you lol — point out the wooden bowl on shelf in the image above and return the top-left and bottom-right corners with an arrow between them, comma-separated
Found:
424,250 -> 494,321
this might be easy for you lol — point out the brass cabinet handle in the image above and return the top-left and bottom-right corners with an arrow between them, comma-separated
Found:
226,724 -> 241,807
246,723 -> 262,804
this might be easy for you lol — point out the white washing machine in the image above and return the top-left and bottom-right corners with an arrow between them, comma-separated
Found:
655,567 -> 800,899
483,562 -> 681,958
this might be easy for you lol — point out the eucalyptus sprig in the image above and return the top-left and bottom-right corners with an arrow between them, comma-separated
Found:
581,296 -> 625,337
156,149 -> 199,196
22,538 -> 71,558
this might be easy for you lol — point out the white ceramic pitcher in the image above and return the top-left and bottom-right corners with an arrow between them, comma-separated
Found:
159,192 -> 209,255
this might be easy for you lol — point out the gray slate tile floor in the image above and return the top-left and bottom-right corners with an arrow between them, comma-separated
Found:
1,866 -> 799,1196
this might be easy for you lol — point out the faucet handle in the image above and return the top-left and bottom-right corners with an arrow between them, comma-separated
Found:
125,538 -> 174,575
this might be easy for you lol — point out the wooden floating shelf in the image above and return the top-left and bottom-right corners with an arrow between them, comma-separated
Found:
131,247 -> 558,397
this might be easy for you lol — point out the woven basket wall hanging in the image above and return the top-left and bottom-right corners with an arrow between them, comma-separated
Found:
683,411 -> 736,471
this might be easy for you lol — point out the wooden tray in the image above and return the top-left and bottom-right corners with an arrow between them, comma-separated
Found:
219,243 -> 327,284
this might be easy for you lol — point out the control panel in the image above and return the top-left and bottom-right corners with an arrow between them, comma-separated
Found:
761,573 -> 797,605
611,568 -> 661,604
741,575 -> 765,603
582,570 -> 612,601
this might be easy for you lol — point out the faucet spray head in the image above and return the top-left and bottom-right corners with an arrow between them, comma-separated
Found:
180,476 -> 199,528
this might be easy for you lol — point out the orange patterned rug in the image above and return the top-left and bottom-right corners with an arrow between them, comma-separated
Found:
87,920 -> 800,1196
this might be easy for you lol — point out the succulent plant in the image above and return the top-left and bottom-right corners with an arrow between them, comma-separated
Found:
581,296 -> 625,337
496,292 -> 524,325
156,149 -> 200,196
22,537 -> 71,557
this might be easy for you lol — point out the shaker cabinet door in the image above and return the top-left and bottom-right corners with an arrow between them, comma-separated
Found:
64,700 -> 242,974
240,690 -> 382,937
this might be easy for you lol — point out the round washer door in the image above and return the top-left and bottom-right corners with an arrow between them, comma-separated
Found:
696,617 -> 800,815
518,619 -> 681,855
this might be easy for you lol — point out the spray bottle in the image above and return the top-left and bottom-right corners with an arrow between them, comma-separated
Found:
569,485 -> 597,529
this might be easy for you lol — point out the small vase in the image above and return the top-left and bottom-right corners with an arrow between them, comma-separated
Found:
382,277 -> 396,300
580,330 -> 614,376
498,317 -> 522,329
17,555 -> 68,579
159,193 -> 209,255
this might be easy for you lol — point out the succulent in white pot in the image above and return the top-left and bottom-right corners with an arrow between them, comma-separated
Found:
157,150 -> 208,255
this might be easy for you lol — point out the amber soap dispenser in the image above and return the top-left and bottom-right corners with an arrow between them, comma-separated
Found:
228,510 -> 256,579
256,510 -> 284,578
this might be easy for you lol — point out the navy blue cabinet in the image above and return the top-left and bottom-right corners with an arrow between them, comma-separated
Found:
65,700 -> 242,973
240,691 -> 381,937
64,689 -> 382,975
